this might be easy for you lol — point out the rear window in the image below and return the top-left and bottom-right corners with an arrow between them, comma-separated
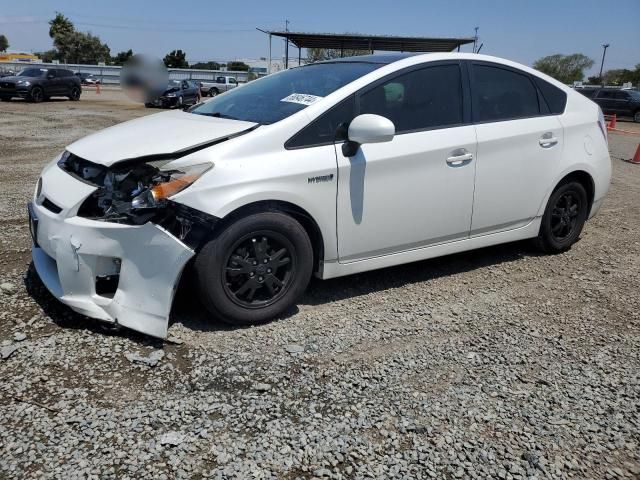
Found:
533,77 -> 567,114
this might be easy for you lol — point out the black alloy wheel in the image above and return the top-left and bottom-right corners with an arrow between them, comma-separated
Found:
69,87 -> 81,101
29,86 -> 44,103
223,233 -> 294,308
194,212 -> 313,326
535,181 -> 588,253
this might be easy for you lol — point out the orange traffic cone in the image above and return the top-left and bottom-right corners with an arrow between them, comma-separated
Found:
96,82 -> 101,94
630,144 -> 640,165
608,114 -> 617,130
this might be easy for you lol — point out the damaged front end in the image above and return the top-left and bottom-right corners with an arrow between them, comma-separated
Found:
59,151 -> 217,249
30,151 -> 219,338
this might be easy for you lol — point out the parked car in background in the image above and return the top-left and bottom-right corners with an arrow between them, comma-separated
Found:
0,67 -> 81,102
0,69 -> 16,78
28,53 -> 611,338
75,72 -> 101,85
576,87 -> 640,122
145,80 -> 200,108
200,76 -> 239,96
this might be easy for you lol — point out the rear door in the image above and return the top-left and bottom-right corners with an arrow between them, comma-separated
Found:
613,90 -> 632,116
335,61 -> 477,262
469,61 -> 564,236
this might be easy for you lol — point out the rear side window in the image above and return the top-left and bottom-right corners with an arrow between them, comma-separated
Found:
57,69 -> 72,77
597,90 -> 616,99
472,64 -> 540,122
359,64 -> 463,133
286,96 -> 356,149
577,89 -> 596,99
614,91 -> 629,99
533,77 -> 567,114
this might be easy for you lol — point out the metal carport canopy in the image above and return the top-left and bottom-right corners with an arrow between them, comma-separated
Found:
267,31 -> 475,53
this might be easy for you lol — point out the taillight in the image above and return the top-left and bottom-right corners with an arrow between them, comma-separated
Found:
597,107 -> 608,145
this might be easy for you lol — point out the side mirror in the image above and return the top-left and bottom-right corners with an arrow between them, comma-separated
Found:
342,114 -> 395,157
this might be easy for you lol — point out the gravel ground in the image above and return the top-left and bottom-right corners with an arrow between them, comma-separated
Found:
1,91 -> 639,480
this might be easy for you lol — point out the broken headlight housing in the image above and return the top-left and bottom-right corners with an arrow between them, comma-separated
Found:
59,151 -> 212,224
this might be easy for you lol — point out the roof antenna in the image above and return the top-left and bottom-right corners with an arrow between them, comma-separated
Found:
476,43 -> 483,54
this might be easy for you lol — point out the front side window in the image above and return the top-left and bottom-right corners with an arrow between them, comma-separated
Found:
191,62 -> 381,125
359,64 -> 463,133
286,95 -> 356,149
18,68 -> 47,77
472,64 -> 540,122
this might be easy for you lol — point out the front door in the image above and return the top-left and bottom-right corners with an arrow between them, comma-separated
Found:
335,62 -> 476,263
469,62 -> 564,235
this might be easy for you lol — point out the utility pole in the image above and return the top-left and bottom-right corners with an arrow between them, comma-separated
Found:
598,43 -> 609,82
473,27 -> 479,53
284,19 -> 289,69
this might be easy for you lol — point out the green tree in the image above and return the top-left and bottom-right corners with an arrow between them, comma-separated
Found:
57,30 -> 110,64
226,61 -> 249,71
112,49 -> 133,66
48,12 -> 74,39
306,47 -> 369,63
46,13 -> 110,64
34,49 -> 59,63
0,34 -> 9,53
533,54 -> 594,84
190,61 -> 221,70
163,50 -> 188,68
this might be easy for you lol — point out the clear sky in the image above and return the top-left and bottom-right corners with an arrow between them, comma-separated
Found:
0,0 -> 637,74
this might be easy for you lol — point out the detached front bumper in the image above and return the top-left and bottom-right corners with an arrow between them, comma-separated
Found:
29,162 -> 195,338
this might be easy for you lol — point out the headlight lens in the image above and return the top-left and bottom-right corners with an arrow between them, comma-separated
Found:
165,93 -> 176,97
131,163 -> 211,209
17,80 -> 31,86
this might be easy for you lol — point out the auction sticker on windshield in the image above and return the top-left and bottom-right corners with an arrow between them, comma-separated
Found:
280,93 -> 323,106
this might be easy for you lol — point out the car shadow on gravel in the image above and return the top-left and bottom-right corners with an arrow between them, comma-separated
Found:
301,239 -> 540,306
24,240 -> 539,339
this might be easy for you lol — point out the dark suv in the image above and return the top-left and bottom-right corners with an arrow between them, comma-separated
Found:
0,67 -> 82,103
577,87 -> 640,122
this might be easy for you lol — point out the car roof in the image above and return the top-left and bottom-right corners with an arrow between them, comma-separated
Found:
317,53 -> 420,65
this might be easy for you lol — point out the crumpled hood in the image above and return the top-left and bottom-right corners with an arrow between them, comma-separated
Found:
66,110 -> 257,167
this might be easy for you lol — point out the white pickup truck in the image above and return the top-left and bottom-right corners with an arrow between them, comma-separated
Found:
199,76 -> 239,97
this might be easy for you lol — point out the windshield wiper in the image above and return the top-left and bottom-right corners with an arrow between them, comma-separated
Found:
196,111 -> 240,120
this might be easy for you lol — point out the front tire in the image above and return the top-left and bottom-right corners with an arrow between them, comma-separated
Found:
535,181 -> 588,254
633,110 -> 640,123
195,212 -> 313,326
209,88 -> 219,97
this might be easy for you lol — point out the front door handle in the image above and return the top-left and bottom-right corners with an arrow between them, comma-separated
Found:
446,148 -> 473,167
539,132 -> 558,148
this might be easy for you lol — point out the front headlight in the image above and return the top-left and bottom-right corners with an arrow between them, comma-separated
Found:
131,162 -> 211,209
17,80 -> 31,86
165,93 -> 177,97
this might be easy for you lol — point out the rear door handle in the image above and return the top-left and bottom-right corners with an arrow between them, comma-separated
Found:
446,149 -> 473,167
539,132 -> 558,148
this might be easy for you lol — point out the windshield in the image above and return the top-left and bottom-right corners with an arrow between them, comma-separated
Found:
191,62 -> 381,124
168,80 -> 181,88
628,90 -> 640,99
18,68 -> 47,77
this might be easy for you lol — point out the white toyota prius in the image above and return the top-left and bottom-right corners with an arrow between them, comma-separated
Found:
29,53 -> 611,338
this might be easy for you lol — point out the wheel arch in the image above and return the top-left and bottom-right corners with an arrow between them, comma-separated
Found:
555,170 -> 595,212
215,200 -> 326,275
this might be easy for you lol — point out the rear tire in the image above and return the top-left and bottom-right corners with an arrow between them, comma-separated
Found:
634,110 -> 640,123
28,86 -> 44,103
194,212 -> 313,326
534,181 -> 588,254
0,96 -> 10,102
